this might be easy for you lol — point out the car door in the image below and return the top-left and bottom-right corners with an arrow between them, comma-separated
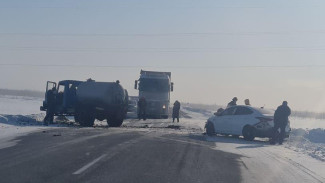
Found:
230,106 -> 254,135
214,107 -> 237,134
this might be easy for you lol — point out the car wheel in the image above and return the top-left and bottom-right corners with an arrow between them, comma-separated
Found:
206,122 -> 215,136
242,125 -> 255,141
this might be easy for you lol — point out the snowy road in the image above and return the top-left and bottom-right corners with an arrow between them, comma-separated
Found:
0,127 -> 242,183
0,116 -> 324,183
207,136 -> 325,183
0,95 -> 324,183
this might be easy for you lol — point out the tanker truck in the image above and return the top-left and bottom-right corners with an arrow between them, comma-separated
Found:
40,79 -> 128,127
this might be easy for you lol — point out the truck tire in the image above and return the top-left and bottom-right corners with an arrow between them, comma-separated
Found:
107,110 -> 124,127
242,125 -> 255,141
107,118 -> 123,127
74,114 -> 80,123
77,107 -> 95,127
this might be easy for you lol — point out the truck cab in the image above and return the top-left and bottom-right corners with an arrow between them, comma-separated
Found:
135,70 -> 174,119
40,80 -> 83,116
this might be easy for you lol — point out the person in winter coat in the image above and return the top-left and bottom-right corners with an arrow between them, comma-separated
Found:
137,97 -> 147,120
43,87 -> 56,125
172,100 -> 181,122
270,101 -> 291,145
227,97 -> 238,108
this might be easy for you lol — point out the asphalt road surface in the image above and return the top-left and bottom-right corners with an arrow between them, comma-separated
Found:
0,118 -> 324,183
0,126 -> 242,183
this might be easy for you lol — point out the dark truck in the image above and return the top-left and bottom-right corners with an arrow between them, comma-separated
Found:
40,79 -> 129,127
134,70 -> 174,119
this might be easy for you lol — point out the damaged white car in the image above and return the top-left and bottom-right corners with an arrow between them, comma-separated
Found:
205,105 -> 291,141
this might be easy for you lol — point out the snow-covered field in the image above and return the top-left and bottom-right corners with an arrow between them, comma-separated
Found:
0,95 -> 44,115
0,95 -> 48,149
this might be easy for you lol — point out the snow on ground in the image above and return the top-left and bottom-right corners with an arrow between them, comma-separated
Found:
0,95 -> 72,149
0,113 -> 47,149
0,95 -> 46,147
205,135 -> 325,182
286,128 -> 325,162
0,95 -> 44,115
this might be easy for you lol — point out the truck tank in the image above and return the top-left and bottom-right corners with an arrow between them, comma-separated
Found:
76,81 -> 126,108
74,80 -> 128,127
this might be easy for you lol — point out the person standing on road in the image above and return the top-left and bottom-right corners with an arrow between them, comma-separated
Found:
172,100 -> 181,122
137,97 -> 147,120
227,97 -> 238,108
270,101 -> 291,145
43,87 -> 56,125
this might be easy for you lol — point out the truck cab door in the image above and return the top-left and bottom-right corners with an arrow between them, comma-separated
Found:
45,81 -> 57,102
41,81 -> 56,111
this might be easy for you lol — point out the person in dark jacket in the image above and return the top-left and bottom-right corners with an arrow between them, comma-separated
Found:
227,97 -> 238,108
137,97 -> 147,120
43,87 -> 56,125
270,101 -> 291,145
172,100 -> 181,122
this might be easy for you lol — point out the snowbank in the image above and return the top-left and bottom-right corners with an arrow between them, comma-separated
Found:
0,114 -> 48,149
0,114 -> 44,124
286,128 -> 325,161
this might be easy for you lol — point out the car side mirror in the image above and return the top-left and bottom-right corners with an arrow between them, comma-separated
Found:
134,80 -> 138,89
171,82 -> 174,92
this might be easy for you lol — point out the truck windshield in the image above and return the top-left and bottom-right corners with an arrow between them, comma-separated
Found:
139,78 -> 169,92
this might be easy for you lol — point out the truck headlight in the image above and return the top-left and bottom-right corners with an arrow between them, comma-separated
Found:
162,105 -> 166,109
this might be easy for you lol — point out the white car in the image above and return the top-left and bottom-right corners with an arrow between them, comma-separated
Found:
205,105 -> 290,141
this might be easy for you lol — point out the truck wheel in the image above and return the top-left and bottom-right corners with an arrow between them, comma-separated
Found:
107,116 -> 123,127
108,118 -> 123,127
74,114 -> 80,123
107,111 -> 124,127
206,122 -> 215,136
77,108 -> 95,127
242,125 -> 255,141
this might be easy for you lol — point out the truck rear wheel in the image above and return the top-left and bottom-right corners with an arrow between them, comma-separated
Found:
107,118 -> 123,127
76,108 -> 95,127
74,114 -> 80,123
107,111 -> 124,127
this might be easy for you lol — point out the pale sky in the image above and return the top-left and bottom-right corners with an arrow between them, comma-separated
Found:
1,0 -> 325,112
